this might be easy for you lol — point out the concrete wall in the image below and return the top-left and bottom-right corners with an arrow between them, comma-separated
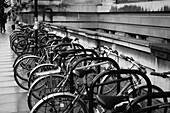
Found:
19,0 -> 170,91
99,0 -> 170,12
49,24 -> 170,91
41,11 -> 170,42
65,30 -> 170,91
98,13 -> 170,40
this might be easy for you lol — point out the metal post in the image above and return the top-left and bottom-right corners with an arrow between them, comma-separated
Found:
34,0 -> 38,50
0,0 -> 5,33
0,0 -> 5,14
34,0 -> 38,18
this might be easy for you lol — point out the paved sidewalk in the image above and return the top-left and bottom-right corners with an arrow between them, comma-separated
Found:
0,21 -> 29,113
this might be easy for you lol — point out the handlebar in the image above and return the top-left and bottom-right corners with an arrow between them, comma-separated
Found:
62,36 -> 79,43
100,45 -> 119,56
150,71 -> 170,78
91,45 -> 154,74
119,54 -> 149,74
120,54 -> 134,62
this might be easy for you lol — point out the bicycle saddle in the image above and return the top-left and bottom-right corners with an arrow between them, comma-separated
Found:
96,95 -> 128,110
59,50 -> 79,57
73,68 -> 96,78
58,49 -> 98,58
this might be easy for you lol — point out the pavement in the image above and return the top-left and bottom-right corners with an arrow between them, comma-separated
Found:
0,21 -> 29,113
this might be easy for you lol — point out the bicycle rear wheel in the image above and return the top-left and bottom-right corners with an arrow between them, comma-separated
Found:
127,93 -> 170,113
127,85 -> 168,113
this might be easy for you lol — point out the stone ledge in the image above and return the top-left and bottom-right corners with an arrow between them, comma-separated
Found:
51,24 -> 151,52
150,43 -> 170,61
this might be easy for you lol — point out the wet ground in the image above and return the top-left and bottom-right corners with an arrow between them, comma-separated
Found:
0,21 -> 29,113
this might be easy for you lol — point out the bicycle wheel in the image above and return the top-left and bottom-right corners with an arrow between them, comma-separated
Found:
13,55 -> 41,81
14,72 -> 28,90
70,57 -> 120,94
127,85 -> 168,113
13,53 -> 34,68
129,84 -> 166,97
46,38 -> 62,46
89,70 -> 153,113
97,72 -> 149,96
27,74 -> 70,110
30,92 -> 88,113
62,49 -> 99,73
28,63 -> 57,88
97,71 -> 120,95
126,92 -> 170,113
13,39 -> 28,55
10,33 -> 25,51
53,43 -> 85,58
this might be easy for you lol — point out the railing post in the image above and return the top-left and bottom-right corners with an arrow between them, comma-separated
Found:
43,7 -> 45,21
43,8 -> 53,23
34,0 -> 38,50
95,33 -> 101,73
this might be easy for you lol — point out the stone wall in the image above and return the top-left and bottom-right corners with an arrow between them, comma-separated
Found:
60,29 -> 170,91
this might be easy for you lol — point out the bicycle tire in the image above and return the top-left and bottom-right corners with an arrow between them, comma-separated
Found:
27,74 -> 70,110
70,57 -> 120,89
127,85 -> 168,113
13,55 -> 41,81
14,72 -> 28,90
46,38 -> 62,46
13,53 -> 34,68
30,92 -> 88,113
97,75 -> 163,97
11,35 -> 28,55
59,49 -> 99,73
10,32 -> 25,46
126,92 -> 170,113
89,69 -> 153,113
97,73 -> 131,96
28,63 -> 57,88
14,39 -> 29,55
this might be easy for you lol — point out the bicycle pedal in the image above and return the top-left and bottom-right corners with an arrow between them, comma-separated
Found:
49,107 -> 54,112
81,95 -> 88,100
114,102 -> 127,112
27,72 -> 30,77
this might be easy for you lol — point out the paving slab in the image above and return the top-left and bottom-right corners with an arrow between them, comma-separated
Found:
0,71 -> 14,76
0,21 -> 29,112
0,76 -> 14,81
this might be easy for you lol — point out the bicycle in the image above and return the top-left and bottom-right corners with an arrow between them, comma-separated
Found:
13,41 -> 85,90
27,56 -> 120,110
10,22 -> 57,56
26,49 -> 107,109
28,48 -> 153,112
28,45 -> 167,112
91,45 -> 162,97
93,46 -> 168,112
29,69 -> 153,113
27,41 -> 86,86
123,71 -> 170,113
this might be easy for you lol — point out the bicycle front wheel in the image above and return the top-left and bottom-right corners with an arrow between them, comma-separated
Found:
27,74 -> 70,110
28,63 -> 57,88
14,55 -> 41,81
30,92 -> 88,113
